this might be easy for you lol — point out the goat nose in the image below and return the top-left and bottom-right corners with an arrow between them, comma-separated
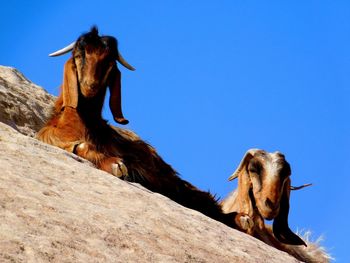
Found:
265,198 -> 276,210
87,82 -> 99,90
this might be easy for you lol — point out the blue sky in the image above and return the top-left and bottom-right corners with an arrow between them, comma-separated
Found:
1,1 -> 349,261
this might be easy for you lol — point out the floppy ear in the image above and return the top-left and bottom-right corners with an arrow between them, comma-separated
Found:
229,149 -> 259,215
108,64 -> 129,125
273,178 -> 307,246
62,57 -> 79,109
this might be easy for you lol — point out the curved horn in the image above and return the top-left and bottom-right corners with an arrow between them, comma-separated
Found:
290,183 -> 312,191
117,51 -> 135,71
49,42 -> 76,57
228,149 -> 261,181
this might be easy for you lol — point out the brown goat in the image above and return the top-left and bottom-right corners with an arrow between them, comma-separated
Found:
220,149 -> 329,262
48,27 -> 133,125
37,27 -> 249,231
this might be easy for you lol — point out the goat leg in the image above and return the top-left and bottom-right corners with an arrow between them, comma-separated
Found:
75,142 -> 128,178
223,212 -> 254,232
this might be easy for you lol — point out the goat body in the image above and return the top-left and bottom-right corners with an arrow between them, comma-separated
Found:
37,27 -> 246,231
221,149 -> 330,262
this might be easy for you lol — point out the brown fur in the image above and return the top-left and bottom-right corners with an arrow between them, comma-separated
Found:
37,27 -> 247,230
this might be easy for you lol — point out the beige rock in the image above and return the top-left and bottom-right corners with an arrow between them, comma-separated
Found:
0,65 -> 301,262
0,123 -> 301,263
0,65 -> 55,137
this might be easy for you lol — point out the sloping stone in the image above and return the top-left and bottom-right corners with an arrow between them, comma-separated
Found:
0,122 -> 300,263
0,65 -> 301,262
0,65 -> 55,137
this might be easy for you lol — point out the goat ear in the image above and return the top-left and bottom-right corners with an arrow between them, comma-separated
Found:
229,149 -> 260,181
108,64 -> 129,125
273,178 -> 307,246
62,58 -> 79,109
230,149 -> 260,215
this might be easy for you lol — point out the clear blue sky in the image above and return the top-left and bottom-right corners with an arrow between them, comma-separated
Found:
1,1 -> 349,261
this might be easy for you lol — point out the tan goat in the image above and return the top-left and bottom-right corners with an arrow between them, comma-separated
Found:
221,149 -> 330,262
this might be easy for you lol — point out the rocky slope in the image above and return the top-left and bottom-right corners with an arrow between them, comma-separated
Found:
0,66 -> 55,137
0,66 -> 301,262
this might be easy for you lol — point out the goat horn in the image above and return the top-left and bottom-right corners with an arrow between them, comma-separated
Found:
290,183 -> 312,190
228,173 -> 238,181
117,51 -> 135,71
49,42 -> 76,57
228,148 -> 261,181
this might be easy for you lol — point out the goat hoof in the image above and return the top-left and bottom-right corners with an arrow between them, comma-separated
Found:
115,118 -> 129,125
239,215 -> 254,231
111,160 -> 128,178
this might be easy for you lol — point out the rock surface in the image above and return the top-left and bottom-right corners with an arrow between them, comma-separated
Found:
0,65 -> 55,137
0,66 -> 301,262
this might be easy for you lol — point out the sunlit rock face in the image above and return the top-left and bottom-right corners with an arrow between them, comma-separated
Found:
0,65 -> 55,137
0,65 -> 302,263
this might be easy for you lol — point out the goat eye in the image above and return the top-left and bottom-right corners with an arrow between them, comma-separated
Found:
249,167 -> 259,174
280,164 -> 291,177
248,162 -> 262,175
